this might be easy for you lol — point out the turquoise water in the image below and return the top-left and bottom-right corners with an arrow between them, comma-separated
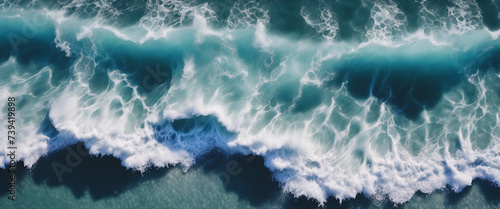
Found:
1,0 -> 500,208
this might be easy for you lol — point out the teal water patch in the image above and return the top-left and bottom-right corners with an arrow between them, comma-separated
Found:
0,12 -> 74,86
330,43 -> 463,119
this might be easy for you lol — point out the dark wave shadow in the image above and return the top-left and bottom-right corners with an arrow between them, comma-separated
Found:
1,142 -> 500,208
198,150 -> 282,206
25,143 -> 170,200
0,141 -> 280,205
0,142 -> 280,206
0,161 -> 28,200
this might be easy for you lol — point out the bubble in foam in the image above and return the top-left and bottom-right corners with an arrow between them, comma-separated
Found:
138,0 -> 217,34
365,0 -> 408,45
418,0 -> 483,35
447,0 -> 483,34
226,0 -> 269,29
300,3 -> 339,42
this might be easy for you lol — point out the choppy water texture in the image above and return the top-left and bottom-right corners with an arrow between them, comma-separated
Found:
1,0 -> 500,206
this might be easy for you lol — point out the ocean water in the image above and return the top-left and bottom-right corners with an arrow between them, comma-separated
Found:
0,0 -> 500,208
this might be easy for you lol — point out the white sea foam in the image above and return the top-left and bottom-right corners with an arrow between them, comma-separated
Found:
300,3 -> 339,42
365,0 -> 407,45
227,0 -> 269,29
488,29 -> 500,40
418,0 -> 483,36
